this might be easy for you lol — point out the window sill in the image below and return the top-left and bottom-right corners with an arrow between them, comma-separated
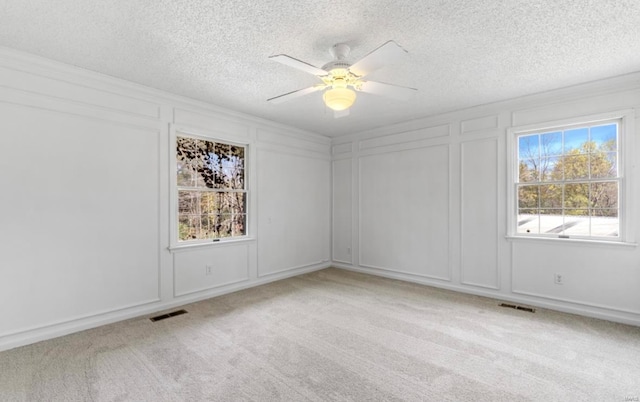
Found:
168,237 -> 256,253
506,235 -> 637,248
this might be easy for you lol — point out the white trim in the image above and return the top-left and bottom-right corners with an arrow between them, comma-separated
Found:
0,262 -> 329,352
332,264 -> 640,327
505,235 -> 637,248
168,237 -> 256,252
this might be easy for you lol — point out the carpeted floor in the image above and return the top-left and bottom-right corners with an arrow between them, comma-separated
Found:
1,268 -> 639,401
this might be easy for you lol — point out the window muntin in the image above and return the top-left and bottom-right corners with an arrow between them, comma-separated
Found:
515,121 -> 620,239
176,135 -> 247,242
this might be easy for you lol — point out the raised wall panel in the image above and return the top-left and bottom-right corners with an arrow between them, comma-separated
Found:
512,241 -> 640,315
256,149 -> 330,277
359,124 -> 450,151
0,66 -> 160,119
332,142 -> 352,156
359,145 -> 450,279
174,108 -> 251,139
461,115 -> 499,134
257,128 -> 330,156
174,244 -> 250,297
0,104 -> 161,336
460,138 -> 499,289
332,158 -> 352,264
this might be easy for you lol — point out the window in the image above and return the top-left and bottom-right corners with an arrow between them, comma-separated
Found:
174,134 -> 247,244
509,111 -> 634,242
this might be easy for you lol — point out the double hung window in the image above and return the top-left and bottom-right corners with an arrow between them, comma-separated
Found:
509,111 -> 634,242
175,134 -> 247,243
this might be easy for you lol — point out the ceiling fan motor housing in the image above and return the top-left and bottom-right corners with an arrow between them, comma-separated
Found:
321,43 -> 352,72
321,60 -> 351,71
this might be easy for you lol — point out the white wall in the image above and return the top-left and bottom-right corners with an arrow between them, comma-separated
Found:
332,73 -> 640,326
0,48 -> 331,351
1,46 -> 638,352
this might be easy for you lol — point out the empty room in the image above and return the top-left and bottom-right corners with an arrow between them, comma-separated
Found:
1,1 -> 639,401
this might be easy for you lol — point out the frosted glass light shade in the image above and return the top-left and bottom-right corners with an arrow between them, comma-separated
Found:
323,87 -> 356,111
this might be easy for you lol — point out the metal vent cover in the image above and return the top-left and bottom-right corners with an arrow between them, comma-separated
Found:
150,309 -> 188,322
499,303 -> 536,313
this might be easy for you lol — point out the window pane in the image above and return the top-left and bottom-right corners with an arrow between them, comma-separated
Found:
591,152 -> 618,179
590,182 -> 618,209
219,161 -> 244,189
229,145 -> 245,186
178,137 -> 211,188
177,160 -> 197,186
216,214 -> 233,238
563,155 -> 589,180
540,156 -> 560,181
177,214 -> 201,240
590,152 -> 617,178
517,211 -> 539,234
235,192 -> 247,213
218,192 -> 232,214
591,209 -> 618,237
519,134 -> 539,160
564,183 -> 589,208
564,128 -> 589,153
232,213 -> 246,237
590,124 -> 617,151
200,215 -> 213,238
518,160 -> 538,182
540,131 -> 562,157
563,209 -> 589,236
178,191 -> 199,214
209,146 -> 245,190
540,184 -> 562,208
518,185 -> 538,208
200,192 -> 219,214
539,210 -> 563,234
178,215 -> 193,241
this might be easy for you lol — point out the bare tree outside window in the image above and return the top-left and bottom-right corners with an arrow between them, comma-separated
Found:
176,136 -> 246,241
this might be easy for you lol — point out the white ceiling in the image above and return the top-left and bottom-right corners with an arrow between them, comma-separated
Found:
1,1 -> 640,137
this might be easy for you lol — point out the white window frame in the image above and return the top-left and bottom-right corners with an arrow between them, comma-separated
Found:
506,109 -> 636,246
169,125 -> 250,250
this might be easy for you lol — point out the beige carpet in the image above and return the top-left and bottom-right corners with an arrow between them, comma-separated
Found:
1,268 -> 639,401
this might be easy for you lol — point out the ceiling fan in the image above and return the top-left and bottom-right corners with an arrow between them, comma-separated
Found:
267,40 -> 417,117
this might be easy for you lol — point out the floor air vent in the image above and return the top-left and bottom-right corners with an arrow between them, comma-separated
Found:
499,303 -> 536,313
150,309 -> 188,322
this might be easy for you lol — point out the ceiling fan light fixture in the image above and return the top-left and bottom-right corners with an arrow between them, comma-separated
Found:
323,87 -> 356,111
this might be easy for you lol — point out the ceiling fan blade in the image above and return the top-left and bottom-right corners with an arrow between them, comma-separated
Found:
358,81 -> 417,101
349,40 -> 408,77
269,54 -> 328,76
267,85 -> 325,104
334,109 -> 350,119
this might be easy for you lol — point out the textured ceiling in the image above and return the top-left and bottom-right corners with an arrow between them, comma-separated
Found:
1,0 -> 640,137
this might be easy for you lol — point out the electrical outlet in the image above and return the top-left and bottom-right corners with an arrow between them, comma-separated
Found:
347,247 -> 351,255
554,273 -> 563,285
205,265 -> 213,276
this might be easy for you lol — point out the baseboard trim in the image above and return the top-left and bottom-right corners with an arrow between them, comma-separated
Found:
0,262 -> 330,352
333,263 -> 640,327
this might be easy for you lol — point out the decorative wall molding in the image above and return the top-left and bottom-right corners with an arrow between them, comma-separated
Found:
460,137 -> 500,290
359,124 -> 450,151
332,142 -> 353,156
461,114 -> 499,134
